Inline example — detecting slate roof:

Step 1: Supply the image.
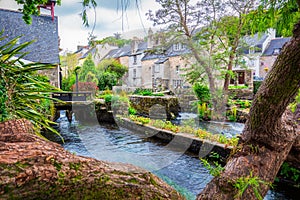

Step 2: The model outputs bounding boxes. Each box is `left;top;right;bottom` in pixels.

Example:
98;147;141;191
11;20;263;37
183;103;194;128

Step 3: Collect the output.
104;45;131;59
80;47;96;59
142;52;166;61
241;33;268;54
0;8;59;64
165;45;190;57
262;37;291;56
154;57;168;64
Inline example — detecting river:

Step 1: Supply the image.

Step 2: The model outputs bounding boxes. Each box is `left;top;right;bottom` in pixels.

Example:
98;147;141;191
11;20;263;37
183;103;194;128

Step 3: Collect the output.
49;112;298;200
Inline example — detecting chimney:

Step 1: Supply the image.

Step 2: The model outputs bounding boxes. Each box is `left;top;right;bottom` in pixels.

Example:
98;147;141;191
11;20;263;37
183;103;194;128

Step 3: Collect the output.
131;37;141;54
147;28;154;49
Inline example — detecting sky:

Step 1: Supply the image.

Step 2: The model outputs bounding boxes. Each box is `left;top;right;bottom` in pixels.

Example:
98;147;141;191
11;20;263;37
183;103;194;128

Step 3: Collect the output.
0;0;162;52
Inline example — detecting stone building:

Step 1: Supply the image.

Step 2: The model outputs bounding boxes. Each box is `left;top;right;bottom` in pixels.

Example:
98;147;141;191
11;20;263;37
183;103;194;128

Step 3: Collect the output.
0;8;60;88
259;37;291;78
231;29;276;86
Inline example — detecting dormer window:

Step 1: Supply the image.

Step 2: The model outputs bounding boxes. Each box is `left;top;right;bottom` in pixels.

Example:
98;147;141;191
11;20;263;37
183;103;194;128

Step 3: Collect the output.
174;43;181;51
273;48;280;55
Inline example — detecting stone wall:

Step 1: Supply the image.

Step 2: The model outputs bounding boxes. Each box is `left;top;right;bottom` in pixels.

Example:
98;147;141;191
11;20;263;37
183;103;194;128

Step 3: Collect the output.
173;88;198;113
129;95;180;120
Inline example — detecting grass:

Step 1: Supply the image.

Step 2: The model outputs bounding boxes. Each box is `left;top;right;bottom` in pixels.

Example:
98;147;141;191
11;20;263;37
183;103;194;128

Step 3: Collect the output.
128;115;239;147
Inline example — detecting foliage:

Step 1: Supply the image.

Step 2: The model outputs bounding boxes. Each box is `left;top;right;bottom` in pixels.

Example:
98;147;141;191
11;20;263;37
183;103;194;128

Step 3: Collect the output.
15;0;61;24
279;162;300;183
197;102;212;121
71;82;98;92
78;54;97;83
92;36;131;47
228;106;237;122
228;85;249;90
0;34;60;136
201;159;224;177
128;107;137;115
97;72;118;90
290;89;300;112
60;53;78;77
103;94;112;103
133;88;153;96
233;172;272;200
127;115;239;147
97;59;128;78
62;73;76;91
193;83;211;104
97;59;128;90
133;88;164;96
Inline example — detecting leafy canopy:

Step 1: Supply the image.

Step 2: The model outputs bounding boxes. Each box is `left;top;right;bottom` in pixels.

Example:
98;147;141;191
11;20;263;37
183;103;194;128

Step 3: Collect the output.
0;32;60;136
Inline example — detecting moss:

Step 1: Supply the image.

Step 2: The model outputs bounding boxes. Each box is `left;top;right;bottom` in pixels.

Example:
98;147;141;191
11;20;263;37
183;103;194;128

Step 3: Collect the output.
69;162;81;171
128;178;139;184
149;175;158;186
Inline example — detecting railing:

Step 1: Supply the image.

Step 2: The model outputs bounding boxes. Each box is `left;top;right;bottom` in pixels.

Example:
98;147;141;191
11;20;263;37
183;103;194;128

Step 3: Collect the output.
52;92;93;102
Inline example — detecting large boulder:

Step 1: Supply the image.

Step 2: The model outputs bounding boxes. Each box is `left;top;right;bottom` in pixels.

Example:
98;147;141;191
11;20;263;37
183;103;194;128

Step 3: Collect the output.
0;119;183;199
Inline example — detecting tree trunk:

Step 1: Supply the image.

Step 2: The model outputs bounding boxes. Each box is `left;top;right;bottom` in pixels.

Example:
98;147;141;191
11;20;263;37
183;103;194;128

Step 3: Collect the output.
198;20;300;199
0;119;183;200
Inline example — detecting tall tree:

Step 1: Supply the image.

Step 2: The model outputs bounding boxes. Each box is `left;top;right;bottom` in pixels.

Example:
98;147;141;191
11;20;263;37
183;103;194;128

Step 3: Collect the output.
198;0;300;198
147;0;257;119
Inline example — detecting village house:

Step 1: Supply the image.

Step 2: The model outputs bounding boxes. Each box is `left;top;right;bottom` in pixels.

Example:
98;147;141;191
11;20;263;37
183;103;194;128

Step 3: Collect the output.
0;7;60;88
231;29;276;87
259;37;291;78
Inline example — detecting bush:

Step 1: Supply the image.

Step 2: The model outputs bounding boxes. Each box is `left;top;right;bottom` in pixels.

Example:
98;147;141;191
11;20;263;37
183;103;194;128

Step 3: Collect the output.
133;88;153;96
193;83;211;104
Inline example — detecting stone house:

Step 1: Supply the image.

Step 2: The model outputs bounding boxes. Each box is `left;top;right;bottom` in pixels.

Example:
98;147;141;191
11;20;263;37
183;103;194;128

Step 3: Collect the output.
102;44;131;85
259;37;291;78
231;29;276;86
0;8;60;88
79;43;119;66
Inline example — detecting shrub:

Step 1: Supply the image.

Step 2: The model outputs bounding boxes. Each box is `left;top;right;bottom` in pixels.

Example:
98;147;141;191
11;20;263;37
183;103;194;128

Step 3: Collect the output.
128;107;137;115
193;83;211;104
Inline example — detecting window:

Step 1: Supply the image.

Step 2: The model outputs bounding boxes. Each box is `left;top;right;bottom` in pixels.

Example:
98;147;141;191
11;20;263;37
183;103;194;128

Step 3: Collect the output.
133;69;136;78
273;48;280;55
133;55;137;64
173;43;181;51
173;79;183;88
176;65;180;74
154;64;160;73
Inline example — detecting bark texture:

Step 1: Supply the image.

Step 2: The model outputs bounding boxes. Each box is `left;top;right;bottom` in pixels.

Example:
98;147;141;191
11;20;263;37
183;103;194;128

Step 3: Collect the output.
0;119;183;200
198;20;300;199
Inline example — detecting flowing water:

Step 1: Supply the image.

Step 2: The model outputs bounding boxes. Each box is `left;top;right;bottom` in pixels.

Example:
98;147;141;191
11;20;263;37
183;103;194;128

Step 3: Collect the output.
50;112;298;200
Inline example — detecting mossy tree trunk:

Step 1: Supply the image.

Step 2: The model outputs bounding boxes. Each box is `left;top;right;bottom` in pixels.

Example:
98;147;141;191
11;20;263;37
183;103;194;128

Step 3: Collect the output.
0;119;183;200
198;20;300;199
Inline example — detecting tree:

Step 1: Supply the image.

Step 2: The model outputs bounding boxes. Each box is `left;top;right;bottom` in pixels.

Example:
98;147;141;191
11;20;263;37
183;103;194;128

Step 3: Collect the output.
97;58;128;90
78;54;97;83
91;35;131;48
147;0;257;119
0;33;59;136
198;1;300;199
60;52;79;78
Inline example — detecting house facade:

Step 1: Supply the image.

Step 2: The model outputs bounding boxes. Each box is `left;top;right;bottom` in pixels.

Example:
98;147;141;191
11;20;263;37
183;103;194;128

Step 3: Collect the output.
0;8;60;88
259;37;291;78
231;29;276;86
